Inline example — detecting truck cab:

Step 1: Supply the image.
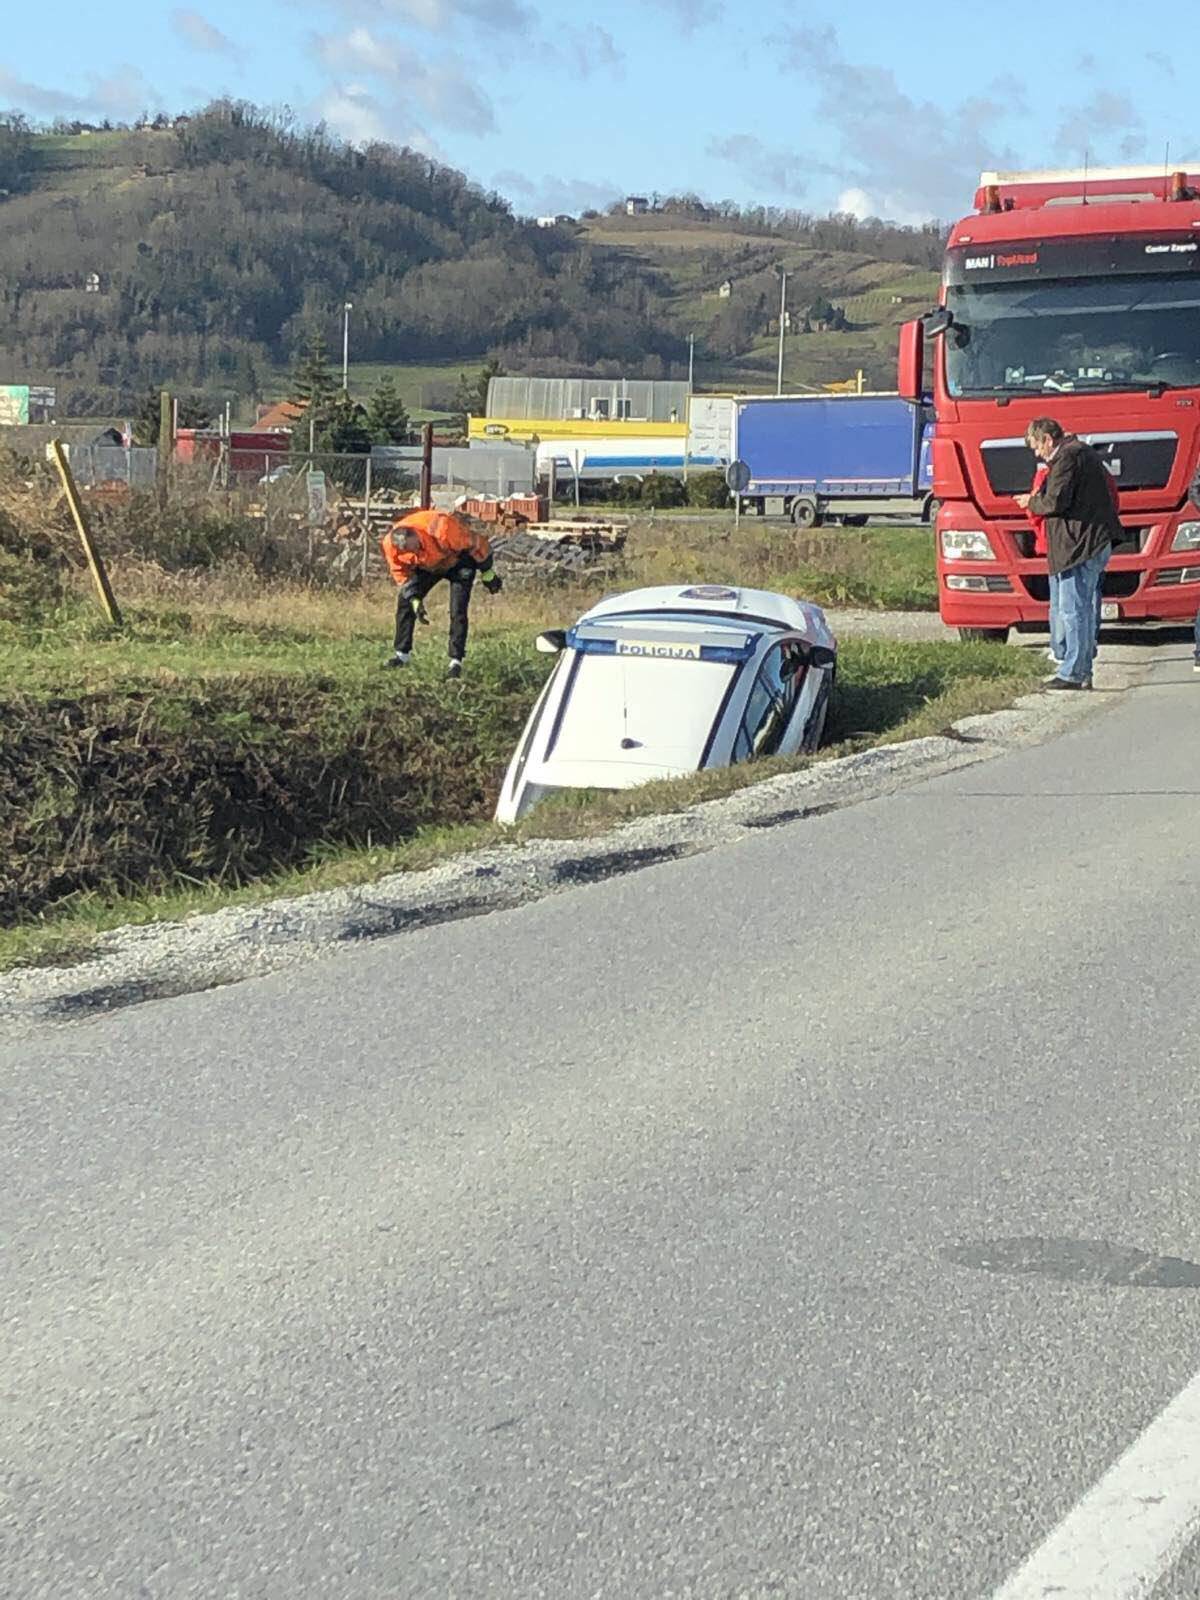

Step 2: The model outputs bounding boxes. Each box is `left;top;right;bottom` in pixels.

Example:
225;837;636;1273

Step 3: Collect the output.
901;165;1200;640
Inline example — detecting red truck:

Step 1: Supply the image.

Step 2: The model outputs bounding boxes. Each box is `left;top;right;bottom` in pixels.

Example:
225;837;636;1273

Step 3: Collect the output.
899;165;1200;641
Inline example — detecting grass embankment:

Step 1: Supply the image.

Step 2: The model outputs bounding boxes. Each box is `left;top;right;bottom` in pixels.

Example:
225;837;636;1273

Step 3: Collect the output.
0;545;1042;969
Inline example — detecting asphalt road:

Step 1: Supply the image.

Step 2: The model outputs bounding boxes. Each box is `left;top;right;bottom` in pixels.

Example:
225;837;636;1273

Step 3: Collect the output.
4;637;1200;1599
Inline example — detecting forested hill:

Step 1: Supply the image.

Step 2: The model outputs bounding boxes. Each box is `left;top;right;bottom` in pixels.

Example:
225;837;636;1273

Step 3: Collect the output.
0;101;943;413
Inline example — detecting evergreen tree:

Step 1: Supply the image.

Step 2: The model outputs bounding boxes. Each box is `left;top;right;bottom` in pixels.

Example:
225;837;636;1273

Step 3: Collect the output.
452;358;504;423
132;388;213;445
288;331;336;415
235;349;262;403
365;374;410;444
322;391;371;455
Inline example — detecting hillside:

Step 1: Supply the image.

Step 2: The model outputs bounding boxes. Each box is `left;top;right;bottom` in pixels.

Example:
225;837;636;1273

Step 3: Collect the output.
0;105;942;415
579;212;940;393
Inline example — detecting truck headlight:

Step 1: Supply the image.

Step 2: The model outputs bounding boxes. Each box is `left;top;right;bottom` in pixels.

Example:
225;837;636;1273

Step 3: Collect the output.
1171;521;1200;551
940;529;995;561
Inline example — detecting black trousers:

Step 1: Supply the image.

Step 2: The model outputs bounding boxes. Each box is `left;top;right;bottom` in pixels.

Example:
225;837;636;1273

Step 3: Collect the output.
394;564;476;658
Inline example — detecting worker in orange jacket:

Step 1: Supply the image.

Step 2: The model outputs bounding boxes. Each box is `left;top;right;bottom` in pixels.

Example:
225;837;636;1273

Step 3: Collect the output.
381;507;503;676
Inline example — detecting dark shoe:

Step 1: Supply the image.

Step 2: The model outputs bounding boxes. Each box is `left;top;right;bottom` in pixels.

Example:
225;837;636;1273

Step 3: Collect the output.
1194;660;1200;674
446;658;463;679
1046;677;1090;691
384;652;410;669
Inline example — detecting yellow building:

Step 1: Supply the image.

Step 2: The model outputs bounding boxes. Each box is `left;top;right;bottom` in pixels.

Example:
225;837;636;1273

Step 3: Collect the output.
469;416;687;445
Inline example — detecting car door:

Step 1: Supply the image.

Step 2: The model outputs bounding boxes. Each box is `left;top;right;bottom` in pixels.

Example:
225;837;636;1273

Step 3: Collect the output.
731;642;798;763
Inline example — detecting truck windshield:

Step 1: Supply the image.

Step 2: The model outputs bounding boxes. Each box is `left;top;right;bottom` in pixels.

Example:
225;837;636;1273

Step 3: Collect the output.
944;273;1200;396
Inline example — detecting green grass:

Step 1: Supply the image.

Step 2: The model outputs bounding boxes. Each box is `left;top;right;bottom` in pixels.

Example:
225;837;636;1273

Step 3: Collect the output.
0;575;1042;971
255;360;471;427
0;507;990;973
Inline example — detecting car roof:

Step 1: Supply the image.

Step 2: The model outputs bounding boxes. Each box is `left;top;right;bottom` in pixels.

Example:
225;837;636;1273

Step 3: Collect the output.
578;585;830;637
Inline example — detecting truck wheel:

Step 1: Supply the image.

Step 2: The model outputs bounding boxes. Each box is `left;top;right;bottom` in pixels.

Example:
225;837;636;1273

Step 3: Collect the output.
958;626;1010;644
924;497;941;524
791;498;820;529
842;514;868;528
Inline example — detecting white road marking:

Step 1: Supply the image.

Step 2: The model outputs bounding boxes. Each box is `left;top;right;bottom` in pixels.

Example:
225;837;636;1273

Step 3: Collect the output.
992;1367;1200;1598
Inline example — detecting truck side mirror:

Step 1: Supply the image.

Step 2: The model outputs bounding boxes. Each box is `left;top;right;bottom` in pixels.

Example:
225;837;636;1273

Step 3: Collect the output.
535;629;567;654
898;319;925;403
922;307;954;340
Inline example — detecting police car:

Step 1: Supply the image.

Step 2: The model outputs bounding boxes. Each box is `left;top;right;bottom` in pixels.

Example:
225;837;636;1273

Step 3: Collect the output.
495;584;837;824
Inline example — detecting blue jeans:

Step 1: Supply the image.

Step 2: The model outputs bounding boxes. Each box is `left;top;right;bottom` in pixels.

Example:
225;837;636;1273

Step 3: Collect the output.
1056;546;1110;683
1048;573;1066;660
1048;573;1102;661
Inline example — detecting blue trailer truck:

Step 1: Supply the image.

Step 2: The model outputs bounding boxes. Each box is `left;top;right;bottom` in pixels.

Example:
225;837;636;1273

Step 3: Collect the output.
731;393;934;527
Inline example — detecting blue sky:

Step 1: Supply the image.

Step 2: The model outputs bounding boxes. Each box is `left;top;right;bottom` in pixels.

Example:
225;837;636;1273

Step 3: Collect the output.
0;1;1193;223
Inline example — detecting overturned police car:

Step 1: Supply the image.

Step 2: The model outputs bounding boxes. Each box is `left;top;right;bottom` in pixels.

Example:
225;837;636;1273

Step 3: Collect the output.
495;584;838;824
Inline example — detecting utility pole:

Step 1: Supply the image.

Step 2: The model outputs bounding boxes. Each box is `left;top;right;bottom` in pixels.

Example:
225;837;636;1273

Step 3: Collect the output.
342;301;353;390
688;333;695;393
419;422;434;509
157;389;172;511
776;268;787;396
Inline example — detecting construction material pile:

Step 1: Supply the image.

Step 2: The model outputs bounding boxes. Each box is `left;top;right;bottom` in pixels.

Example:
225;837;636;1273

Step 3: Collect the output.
485;515;628;581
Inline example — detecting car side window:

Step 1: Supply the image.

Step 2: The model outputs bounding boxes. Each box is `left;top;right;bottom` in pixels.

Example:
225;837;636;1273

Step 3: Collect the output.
733;644;796;762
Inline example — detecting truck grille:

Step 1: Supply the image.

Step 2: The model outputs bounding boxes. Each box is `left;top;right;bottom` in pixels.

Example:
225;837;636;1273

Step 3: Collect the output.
1021;570;1142;602
1010;525;1151;557
981;433;1177;494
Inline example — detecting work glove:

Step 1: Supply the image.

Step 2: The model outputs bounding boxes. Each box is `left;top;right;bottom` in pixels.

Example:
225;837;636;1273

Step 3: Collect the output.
410;598;430;624
481;569;503;594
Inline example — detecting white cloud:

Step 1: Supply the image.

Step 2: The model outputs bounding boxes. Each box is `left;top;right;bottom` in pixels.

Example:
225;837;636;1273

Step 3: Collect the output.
317;86;389;146
769;25;1020;221
314;25;496;136
326;0;536;34
651;0;724;29
170;8;235;56
706;133;815;200
0;64;162;120
836;187;873;221
835;186;932;227
494;167;621;217
561;24;624;80
1053;90;1143;164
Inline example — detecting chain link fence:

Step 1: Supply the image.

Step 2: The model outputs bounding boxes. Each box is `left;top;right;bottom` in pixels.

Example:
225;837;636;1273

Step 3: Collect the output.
54;439;605;586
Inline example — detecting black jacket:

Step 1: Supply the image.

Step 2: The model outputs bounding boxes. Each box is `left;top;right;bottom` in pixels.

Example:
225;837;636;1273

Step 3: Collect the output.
1027;438;1122;576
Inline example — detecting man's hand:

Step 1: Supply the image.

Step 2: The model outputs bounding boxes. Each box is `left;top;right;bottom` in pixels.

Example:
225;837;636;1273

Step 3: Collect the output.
410;597;430;623
1014;493;1031;510
481;570;503;594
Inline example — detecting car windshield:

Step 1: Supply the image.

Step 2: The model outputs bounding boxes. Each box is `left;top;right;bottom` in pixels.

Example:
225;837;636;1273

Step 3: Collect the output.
944;272;1200;396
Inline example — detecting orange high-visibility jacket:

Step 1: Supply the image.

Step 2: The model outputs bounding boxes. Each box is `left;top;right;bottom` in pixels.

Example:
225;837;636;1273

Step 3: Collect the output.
380;508;492;585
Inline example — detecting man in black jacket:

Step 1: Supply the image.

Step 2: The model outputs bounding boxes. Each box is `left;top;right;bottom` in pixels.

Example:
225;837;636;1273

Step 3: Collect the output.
1016;417;1121;689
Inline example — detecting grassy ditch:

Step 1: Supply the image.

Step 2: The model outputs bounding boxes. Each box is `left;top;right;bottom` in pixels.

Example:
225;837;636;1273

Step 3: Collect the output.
0;585;1042;970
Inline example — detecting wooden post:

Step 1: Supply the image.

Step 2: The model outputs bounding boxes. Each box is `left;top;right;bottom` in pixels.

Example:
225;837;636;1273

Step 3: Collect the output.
157;389;172;511
419;423;433;509
51;440;122;628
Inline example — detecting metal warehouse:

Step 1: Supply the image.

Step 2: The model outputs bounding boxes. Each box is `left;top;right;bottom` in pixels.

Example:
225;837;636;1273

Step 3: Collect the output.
486;376;690;424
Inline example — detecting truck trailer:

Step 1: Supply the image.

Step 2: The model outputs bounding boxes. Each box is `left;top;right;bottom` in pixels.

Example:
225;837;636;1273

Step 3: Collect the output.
901;164;1200;641
729;393;934;526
